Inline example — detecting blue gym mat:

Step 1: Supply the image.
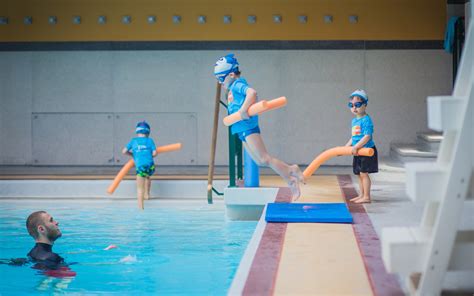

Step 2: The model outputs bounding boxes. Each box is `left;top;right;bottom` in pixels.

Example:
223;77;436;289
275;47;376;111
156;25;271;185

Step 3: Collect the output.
265;203;353;223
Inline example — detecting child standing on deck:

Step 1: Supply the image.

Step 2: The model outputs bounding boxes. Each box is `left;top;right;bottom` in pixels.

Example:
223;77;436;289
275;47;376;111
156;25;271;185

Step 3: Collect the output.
122;121;157;210
344;89;378;203
214;54;305;199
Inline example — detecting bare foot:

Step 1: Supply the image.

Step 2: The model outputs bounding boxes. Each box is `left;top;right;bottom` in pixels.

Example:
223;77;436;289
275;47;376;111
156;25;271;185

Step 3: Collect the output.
350;196;363;202
144;195;150;200
288;176;301;201
354;198;371;204
290;165;306;184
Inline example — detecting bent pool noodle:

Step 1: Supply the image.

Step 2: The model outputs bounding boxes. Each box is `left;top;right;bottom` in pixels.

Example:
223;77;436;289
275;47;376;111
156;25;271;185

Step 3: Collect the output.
303;146;374;179
107;159;134;194
107;143;182;194
223;96;287;126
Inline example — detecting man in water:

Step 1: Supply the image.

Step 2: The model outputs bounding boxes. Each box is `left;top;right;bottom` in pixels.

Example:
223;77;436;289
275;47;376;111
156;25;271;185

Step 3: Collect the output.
1;210;75;293
26;211;64;266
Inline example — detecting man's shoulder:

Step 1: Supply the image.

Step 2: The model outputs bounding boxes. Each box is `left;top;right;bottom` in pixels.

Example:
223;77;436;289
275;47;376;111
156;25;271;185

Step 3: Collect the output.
27;245;63;263
46;252;64;263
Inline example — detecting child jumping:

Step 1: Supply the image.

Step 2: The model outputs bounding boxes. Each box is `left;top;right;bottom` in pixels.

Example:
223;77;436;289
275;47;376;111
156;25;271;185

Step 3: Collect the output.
214;54;305;199
344;89;378;203
122;121;157;209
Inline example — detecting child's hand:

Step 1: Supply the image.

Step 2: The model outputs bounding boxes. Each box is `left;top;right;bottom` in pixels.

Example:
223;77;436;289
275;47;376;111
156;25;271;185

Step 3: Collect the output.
239;109;250;120
351;146;359;156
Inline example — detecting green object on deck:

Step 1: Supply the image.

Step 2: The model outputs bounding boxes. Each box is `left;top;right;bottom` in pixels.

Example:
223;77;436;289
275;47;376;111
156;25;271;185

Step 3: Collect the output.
236;137;243;180
212;187;224;196
228;131;243;188
228;128;236;187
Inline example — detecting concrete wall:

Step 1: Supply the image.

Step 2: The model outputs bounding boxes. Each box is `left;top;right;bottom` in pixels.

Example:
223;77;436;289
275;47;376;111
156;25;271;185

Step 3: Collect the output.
0;50;452;166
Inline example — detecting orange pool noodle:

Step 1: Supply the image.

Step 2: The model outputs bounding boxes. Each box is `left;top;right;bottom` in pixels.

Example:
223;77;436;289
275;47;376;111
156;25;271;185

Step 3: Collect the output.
223;96;287;126
265;96;288;111
303;146;374;179
223;101;267;126
156;142;182;153
107;159;134;194
107;143;182;194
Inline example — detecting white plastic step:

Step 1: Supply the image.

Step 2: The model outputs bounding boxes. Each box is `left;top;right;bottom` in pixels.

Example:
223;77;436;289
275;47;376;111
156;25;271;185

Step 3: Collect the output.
391;143;438;158
408;271;474;295
382;227;430;274
390;143;437;164
417;132;443;143
405;162;446;202
427;96;464;132
417;131;443;152
382;227;474;274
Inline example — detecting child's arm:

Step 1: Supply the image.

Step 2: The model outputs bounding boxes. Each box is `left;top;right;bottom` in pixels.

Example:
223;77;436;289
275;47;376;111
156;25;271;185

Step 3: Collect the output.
352;135;371;155
345;138;352;147
239;88;257;120
122;147;132;156
152;150;158;157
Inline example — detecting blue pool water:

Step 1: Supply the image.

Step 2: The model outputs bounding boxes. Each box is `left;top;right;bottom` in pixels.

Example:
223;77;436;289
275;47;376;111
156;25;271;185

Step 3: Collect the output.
0;201;256;295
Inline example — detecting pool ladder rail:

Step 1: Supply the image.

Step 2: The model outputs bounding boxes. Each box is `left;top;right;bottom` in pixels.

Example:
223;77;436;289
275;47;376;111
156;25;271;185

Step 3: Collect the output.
207;81;243;204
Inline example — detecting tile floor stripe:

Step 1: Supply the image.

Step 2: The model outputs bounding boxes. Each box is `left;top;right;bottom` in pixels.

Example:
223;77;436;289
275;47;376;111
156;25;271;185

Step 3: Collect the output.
242;188;291;296
337;175;405;296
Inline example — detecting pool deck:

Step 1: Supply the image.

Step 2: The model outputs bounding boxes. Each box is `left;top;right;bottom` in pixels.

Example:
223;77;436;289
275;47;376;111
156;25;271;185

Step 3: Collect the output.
229;174;405;296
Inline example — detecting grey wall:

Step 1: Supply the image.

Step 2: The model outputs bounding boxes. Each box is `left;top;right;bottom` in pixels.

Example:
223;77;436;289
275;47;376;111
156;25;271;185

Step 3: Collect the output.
0;50;452;166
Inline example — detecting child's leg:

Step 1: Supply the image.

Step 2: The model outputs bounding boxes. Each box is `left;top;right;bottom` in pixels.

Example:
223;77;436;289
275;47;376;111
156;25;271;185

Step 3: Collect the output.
136;175;145;210
244;143;304;184
244;133;302;181
350;175;365;201
144;177;151;200
244;133;303;198
354;173;371;203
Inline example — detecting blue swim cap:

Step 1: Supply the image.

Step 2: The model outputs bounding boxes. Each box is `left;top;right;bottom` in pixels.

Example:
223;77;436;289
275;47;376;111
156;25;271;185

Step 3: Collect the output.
136;121;150;134
214;53;239;83
349;89;368;104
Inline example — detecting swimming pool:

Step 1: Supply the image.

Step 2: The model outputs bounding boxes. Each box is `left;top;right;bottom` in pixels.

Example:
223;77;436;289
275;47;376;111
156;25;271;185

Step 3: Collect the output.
0;200;257;295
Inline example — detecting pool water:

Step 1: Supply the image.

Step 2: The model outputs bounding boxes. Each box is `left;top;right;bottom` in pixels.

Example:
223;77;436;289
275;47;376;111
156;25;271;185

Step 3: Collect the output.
0;200;257;295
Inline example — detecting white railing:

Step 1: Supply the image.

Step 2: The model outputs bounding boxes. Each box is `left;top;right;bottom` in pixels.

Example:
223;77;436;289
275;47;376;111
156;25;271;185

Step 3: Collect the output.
382;4;474;295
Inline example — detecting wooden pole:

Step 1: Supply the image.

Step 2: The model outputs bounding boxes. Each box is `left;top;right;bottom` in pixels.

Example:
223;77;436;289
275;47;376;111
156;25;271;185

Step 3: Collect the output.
207;81;222;204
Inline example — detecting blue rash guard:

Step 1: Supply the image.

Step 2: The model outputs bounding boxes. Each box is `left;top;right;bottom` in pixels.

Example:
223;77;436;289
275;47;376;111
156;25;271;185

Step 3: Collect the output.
351;114;375;148
227;78;259;135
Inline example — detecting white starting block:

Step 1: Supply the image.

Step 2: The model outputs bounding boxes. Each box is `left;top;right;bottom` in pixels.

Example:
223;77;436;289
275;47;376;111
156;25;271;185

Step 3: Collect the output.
224;187;279;220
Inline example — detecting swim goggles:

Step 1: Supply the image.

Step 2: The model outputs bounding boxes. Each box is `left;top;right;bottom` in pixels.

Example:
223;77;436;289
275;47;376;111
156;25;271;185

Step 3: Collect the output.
348;102;366;108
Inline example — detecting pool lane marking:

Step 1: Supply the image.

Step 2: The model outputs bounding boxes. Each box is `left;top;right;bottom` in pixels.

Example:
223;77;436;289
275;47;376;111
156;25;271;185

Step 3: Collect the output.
337;175;404;296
